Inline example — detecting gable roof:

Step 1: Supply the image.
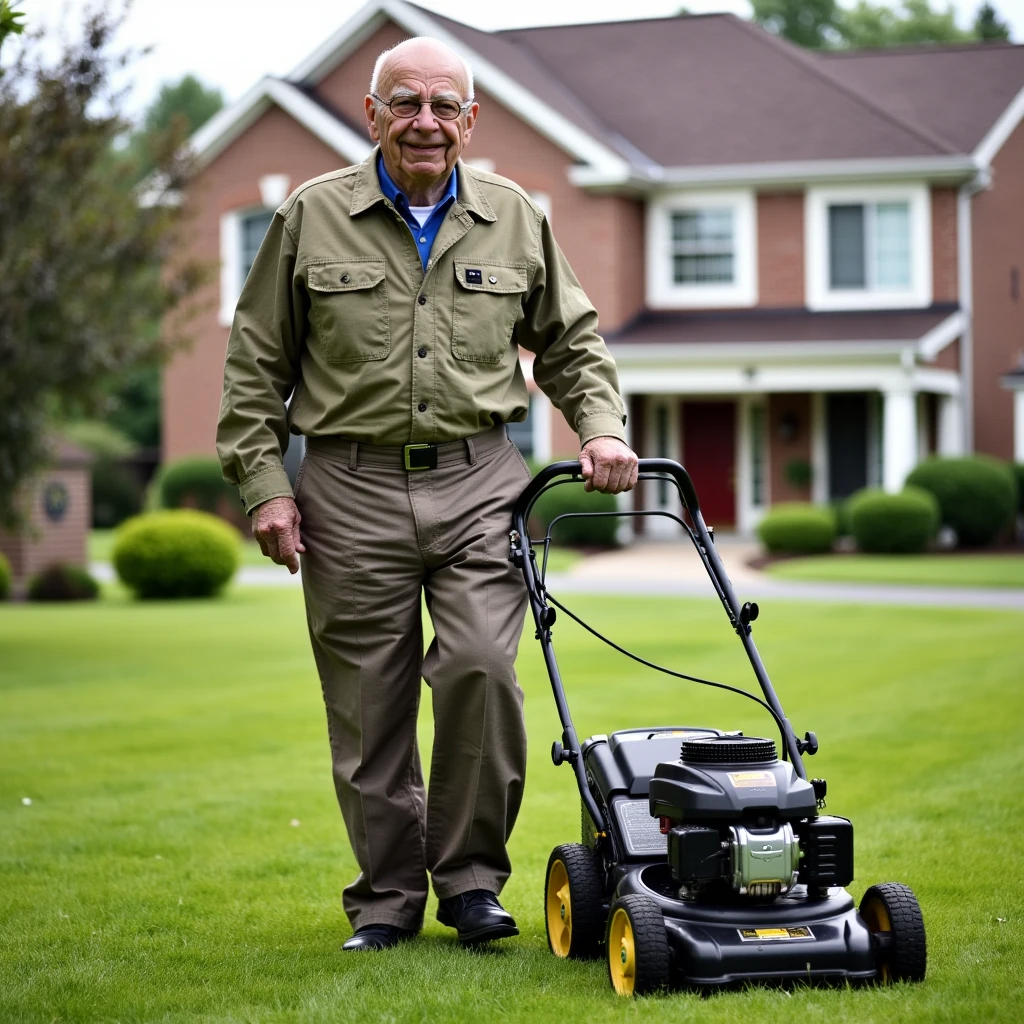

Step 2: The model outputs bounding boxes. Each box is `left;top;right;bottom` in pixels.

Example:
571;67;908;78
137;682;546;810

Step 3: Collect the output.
190;1;1024;188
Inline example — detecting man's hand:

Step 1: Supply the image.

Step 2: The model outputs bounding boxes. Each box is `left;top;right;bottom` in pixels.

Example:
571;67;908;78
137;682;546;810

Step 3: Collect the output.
579;436;638;494
252;496;305;574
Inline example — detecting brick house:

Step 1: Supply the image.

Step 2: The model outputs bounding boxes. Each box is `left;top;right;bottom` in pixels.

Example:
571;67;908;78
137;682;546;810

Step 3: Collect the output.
165;0;1024;533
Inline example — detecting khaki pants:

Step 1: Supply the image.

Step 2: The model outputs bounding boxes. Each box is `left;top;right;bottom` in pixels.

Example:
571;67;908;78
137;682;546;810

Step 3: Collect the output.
295;429;531;931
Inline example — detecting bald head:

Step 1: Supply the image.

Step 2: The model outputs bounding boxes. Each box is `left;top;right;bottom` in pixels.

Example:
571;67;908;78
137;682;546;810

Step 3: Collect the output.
370;37;474;101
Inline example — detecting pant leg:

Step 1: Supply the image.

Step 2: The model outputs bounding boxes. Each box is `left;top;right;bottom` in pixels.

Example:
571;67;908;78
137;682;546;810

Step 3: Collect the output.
413;441;532;898
296;448;429;931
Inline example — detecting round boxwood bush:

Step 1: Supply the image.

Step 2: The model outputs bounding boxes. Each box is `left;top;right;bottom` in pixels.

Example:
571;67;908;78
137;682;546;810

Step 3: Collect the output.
757;503;837;555
848;487;940;554
27;564;100;602
113;510;240;599
905;456;1016;547
155;457;238;515
530;482;620;547
0;551;11;601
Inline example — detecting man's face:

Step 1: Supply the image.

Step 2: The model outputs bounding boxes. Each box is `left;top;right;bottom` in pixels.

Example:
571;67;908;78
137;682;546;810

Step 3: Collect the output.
364;45;477;196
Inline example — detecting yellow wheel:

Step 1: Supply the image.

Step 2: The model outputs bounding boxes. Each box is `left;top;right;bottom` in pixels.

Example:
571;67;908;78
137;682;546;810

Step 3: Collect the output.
605;895;670;997
544;844;603;960
860;882;926;983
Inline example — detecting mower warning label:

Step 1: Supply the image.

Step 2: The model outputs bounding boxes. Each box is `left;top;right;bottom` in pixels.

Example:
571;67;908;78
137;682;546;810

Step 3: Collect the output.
738;926;815;942
727;770;777;790
614;798;668;856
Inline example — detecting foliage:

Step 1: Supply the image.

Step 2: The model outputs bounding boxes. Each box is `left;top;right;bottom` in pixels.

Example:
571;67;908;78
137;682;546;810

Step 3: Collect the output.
0;0;24;52
61;421;139;461
155;456;239;516
757;502;837;554
783;457;813;490
0;7;205;525
100;363;162;450
26;563;99;602
0;550;10;599
749;0;841;47
91;459;143;529
112;509;239;599
848;486;940;554
906;455;1017;547
1013;463;1024;516
529;481;621;548
974;1;1011;40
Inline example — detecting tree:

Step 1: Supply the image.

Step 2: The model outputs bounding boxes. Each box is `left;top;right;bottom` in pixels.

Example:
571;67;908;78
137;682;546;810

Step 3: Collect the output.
839;0;973;47
0;7;204;523
750;0;843;49
974;2;1011;41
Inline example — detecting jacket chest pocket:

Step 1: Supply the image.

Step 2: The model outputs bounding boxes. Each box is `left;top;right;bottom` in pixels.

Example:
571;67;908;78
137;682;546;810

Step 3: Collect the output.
451;260;529;364
307;259;390;364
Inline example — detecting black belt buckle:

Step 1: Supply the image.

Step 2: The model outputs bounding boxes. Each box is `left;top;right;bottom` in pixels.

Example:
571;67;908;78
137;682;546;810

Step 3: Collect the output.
404;443;438;471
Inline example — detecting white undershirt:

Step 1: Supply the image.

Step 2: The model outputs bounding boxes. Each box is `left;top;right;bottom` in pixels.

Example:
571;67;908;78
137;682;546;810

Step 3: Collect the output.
408;204;438;228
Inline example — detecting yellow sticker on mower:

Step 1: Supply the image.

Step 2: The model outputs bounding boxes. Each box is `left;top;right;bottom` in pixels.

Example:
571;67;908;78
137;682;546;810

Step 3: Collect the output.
727;770;777;789
738;927;815;942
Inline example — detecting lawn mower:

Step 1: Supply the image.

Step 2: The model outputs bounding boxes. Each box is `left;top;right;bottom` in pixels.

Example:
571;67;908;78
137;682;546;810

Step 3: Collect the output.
509;459;926;996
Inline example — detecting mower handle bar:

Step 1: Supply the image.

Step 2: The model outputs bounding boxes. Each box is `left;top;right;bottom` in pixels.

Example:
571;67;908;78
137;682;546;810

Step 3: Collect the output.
510;459;808;838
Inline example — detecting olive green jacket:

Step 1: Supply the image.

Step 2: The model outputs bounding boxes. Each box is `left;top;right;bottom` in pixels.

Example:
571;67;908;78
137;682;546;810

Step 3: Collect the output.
216;149;626;513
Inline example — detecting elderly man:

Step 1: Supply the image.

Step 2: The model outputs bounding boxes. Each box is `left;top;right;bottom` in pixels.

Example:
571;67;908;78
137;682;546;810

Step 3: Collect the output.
216;36;637;952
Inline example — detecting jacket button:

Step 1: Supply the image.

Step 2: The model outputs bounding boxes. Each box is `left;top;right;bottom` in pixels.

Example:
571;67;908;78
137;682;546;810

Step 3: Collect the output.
489;275;497;284
417;295;427;305
417;347;427;358
340;274;350;283
418;402;427;412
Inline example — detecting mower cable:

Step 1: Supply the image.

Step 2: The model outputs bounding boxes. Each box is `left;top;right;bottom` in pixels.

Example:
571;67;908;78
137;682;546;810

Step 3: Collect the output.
542;591;789;745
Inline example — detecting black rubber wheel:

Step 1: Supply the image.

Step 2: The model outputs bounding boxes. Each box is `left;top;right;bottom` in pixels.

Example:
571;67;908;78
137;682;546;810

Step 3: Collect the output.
545;844;605;960
860;882;927;983
605;894;670;996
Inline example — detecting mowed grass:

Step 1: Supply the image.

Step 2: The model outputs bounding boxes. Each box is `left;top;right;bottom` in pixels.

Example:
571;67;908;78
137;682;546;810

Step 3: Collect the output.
1;586;1022;1023
764;552;1024;589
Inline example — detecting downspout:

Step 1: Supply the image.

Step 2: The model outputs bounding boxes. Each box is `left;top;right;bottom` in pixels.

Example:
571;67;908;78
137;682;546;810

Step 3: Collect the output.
957;168;991;453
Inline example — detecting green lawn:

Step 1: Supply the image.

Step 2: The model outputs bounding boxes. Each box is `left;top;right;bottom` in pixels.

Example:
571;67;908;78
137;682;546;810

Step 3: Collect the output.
765;552;1024;589
1;587;1021;1022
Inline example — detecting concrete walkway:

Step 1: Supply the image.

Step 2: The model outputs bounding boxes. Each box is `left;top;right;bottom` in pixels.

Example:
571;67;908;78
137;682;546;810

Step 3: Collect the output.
91;537;1024;611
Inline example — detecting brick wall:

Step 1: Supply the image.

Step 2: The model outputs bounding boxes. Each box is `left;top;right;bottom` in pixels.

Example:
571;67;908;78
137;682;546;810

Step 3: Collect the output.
768;393;812;503
757;192;804;307
931;186;958;304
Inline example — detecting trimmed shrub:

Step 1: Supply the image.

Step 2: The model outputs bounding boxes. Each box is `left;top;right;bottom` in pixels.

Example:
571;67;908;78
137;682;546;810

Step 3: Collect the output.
830;497;854;538
91;459;143;529
155;457;238;515
906;456;1016;547
27;564;100;602
757;503;837;555
0;551;11;601
529;482;620;547
848;487;940;555
113;510;240;599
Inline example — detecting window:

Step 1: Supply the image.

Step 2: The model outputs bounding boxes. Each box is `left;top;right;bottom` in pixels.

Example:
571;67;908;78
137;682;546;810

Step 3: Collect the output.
241;211;274;283
671;209;734;284
828;202;910;290
647;190;757;308
806;185;930;311
219;207;275;326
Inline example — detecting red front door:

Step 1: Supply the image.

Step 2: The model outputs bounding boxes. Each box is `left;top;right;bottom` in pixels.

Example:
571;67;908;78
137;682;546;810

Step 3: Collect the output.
681;401;737;528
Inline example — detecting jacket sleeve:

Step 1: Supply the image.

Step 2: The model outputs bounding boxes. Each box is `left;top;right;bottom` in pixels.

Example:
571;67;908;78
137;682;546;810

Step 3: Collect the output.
215;212;308;514
517;212;626;446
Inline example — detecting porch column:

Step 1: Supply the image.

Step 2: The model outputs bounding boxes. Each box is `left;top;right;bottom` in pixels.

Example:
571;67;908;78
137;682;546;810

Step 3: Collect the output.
882;388;918;492
936;394;965;456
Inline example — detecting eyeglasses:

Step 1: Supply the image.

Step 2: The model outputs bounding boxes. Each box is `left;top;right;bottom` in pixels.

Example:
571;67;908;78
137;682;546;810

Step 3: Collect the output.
371;93;472;121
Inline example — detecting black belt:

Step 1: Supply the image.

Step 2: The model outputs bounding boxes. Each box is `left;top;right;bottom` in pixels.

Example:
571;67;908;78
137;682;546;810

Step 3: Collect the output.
307;424;508;470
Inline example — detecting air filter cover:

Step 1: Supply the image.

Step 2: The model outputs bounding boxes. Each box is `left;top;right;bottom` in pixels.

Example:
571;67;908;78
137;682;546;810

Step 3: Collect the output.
681;736;777;765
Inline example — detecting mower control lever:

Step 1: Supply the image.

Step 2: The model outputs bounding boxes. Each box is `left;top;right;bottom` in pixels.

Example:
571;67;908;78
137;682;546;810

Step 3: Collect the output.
551;740;576;766
796;731;819;756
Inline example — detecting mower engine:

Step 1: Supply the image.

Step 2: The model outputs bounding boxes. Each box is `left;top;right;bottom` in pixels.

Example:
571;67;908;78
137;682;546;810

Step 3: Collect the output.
649;735;854;900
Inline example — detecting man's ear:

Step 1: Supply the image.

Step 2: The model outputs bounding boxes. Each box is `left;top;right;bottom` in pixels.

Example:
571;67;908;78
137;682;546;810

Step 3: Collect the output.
462;102;479;145
364;95;380;141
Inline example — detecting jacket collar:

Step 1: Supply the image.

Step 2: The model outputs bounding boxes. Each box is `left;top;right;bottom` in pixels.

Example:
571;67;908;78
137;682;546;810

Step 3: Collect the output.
350;147;496;223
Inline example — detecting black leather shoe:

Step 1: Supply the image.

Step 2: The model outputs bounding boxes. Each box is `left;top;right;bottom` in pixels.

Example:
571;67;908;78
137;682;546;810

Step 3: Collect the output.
341;924;416;951
436;889;519;944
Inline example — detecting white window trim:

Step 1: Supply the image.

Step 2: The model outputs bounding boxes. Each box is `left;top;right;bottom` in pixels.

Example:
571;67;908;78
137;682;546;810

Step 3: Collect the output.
646;189;757;309
219;205;274;327
805;183;932;312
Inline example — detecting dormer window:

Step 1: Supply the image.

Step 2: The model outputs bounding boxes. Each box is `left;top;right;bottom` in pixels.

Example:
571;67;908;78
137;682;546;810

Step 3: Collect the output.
807;185;931;310
647;189;757;308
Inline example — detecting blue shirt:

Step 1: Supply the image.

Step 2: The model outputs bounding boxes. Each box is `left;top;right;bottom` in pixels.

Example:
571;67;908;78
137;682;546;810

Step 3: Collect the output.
377;155;459;271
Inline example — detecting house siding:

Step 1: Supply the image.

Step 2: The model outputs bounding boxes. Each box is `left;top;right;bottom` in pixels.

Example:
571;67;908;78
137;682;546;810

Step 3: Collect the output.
768;393;813;503
931;186;958;304
757;192;804;308
164;107;342;463
971;118;1024;460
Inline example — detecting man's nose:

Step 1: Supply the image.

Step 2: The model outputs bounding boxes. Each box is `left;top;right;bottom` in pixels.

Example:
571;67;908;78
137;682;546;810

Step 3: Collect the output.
411;103;440;130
